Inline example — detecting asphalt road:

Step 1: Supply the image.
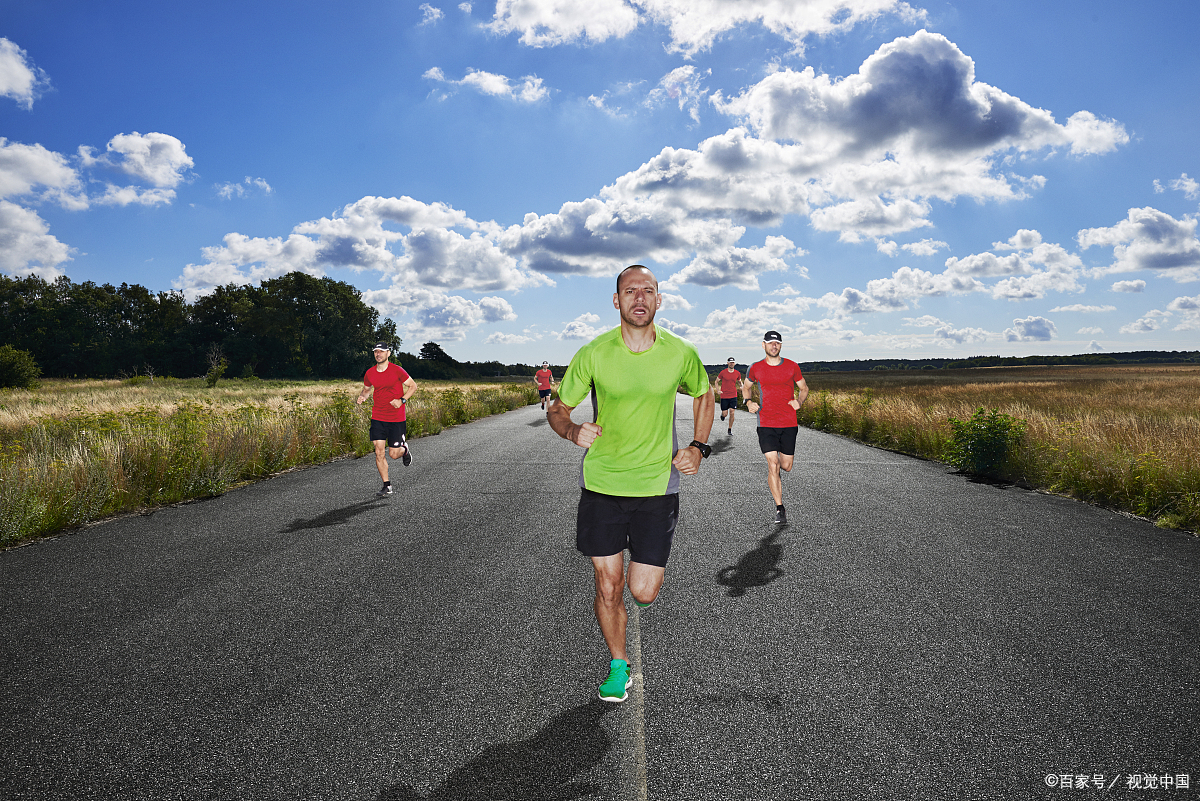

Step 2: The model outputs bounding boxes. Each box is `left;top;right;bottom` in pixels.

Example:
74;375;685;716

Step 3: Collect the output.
1;397;1196;800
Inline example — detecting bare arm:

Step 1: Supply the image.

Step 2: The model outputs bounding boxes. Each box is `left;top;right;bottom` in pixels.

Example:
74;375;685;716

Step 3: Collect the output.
742;378;759;413
391;376;417;407
792;377;808;410
547;399;602;448
672;390;716;475
356;383;371;405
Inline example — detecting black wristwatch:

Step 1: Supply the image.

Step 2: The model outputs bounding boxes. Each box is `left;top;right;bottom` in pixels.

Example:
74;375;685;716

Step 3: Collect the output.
688;440;712;458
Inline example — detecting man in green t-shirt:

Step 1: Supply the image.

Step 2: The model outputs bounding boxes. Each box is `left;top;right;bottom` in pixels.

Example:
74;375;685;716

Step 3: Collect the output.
548;264;715;703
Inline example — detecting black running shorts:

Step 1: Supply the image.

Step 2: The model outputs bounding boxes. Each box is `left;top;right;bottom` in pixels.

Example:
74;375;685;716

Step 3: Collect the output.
369;419;407;448
576;488;678;568
757;426;798;456
539;388;552;399
719;397;738;411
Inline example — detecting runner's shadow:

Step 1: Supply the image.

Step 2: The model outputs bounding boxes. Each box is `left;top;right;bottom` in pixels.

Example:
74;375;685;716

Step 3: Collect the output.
715;530;785;598
526;416;548;427
377;700;615;801
282;499;386;532
708;438;734;457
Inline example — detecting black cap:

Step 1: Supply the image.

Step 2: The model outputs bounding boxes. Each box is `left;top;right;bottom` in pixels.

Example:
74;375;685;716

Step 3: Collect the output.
727;357;736;362
372;342;391;351
763;330;783;342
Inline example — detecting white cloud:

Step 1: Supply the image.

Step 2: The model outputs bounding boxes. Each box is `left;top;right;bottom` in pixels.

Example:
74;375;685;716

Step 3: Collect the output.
419;3;444;25
459;3;472;13
84;132;194;188
1166;294;1200;331
558;312;607;340
1155;173;1199;200
424;67;549;103
902;238;948;256
1077;326;1103;335
484;331;538;345
1089;340;1103;351
0;38;50;110
767;283;801;296
933;323;992;345
361;284;515;342
1119;309;1171;335
944;233;1084;300
660;292;693;310
1111;279;1145;293
663;235;802;291
0;138;87;209
657;296;817;344
645;66;710;124
216;176;273;200
1079;207;1200;281
903;315;944;328
1049;304;1115;312
488;0;641;46
95;184;176;207
994;229;1043;250
0;200;71;278
1004;315;1057;341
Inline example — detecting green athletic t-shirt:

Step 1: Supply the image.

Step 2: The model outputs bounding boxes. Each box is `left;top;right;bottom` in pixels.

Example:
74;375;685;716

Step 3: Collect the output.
558;324;710;497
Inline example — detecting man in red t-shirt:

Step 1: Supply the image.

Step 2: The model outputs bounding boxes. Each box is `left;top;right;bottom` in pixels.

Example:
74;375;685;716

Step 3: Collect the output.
742;330;808;524
534;361;555;410
356;342;417;497
714;357;742;436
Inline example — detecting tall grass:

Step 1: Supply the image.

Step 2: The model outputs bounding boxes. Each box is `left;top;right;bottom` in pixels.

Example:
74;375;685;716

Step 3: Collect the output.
799;365;1200;532
0;378;539;547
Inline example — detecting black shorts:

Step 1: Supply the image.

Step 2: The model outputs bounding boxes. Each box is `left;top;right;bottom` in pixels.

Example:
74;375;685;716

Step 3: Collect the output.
539;388;552;399
720;397;738;411
576;489;678;568
757;426;798;456
369;419;407;448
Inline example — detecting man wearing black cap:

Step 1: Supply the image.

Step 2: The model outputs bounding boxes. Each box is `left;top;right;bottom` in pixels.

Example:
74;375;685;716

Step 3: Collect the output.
356;342;417;497
742;330;808;524
714;357;742;436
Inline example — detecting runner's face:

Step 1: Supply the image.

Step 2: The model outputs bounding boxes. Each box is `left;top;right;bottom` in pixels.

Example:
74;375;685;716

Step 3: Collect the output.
763;340;782;358
613;269;661;328
374;349;388;363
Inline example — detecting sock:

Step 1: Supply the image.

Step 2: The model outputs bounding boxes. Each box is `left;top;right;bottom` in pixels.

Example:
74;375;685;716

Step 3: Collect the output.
634;599;653;608
384;481;392;488
776;504;784;511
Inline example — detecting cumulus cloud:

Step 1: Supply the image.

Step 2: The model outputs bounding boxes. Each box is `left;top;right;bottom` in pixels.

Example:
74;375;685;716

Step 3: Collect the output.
216;176;273;199
484;331;538;345
663;235;802;290
658;296;817;344
359;284;515;342
1079;207;1200;281
419;3;443;25
487;0;925;57
645;66;710;124
0;38;50;110
944;232;1084;300
767;283;801;296
1004;315;1057;341
1167;294;1200;330
1049;304;1115;312
0;200;71;278
1078;326;1103;335
424;67;548;103
558;312;607;340
80;132;194;189
933;323;992;345
1111;279;1145;293
1154;173;1199;200
0;138;87;209
902;238;948;256
660;292;693;310
1119;309;1171;335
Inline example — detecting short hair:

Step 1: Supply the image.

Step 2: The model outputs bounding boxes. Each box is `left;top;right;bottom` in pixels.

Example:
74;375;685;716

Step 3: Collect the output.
616;264;657;293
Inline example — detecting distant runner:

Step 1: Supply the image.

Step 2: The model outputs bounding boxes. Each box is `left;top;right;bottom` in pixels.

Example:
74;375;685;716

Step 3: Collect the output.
548;265;714;703
715;357;742;436
742;330;807;524
535;361;555;410
356;342;417;497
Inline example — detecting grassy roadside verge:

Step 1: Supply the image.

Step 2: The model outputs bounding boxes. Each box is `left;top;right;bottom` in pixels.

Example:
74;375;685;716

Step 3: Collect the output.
797;365;1200;533
0;378;539;548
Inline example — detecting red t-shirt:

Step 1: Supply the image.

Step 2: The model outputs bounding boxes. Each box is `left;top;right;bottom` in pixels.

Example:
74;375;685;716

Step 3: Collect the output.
535;368;553;390
746;358;804;428
364;362;410;422
717;368;741;399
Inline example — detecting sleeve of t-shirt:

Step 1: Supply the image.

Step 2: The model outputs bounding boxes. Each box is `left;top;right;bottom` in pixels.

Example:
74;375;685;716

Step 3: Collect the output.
792;362;804;382
678;345;710;399
396;365;411;384
746;363;758;384
557;348;593;408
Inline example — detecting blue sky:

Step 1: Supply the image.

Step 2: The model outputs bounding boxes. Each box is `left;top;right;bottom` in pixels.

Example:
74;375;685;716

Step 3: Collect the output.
2;0;1198;365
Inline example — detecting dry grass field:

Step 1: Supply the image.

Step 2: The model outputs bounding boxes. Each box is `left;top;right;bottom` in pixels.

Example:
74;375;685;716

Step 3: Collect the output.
797;364;1200;532
0;376;540;547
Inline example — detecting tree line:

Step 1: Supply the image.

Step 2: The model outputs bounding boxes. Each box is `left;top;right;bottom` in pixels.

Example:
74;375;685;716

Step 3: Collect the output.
0;272;397;380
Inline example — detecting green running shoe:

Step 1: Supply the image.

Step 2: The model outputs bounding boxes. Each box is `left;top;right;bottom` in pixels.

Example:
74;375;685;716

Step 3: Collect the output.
598;658;632;703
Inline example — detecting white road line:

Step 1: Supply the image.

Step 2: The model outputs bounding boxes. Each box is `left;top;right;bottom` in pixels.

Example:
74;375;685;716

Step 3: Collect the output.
629;604;649;801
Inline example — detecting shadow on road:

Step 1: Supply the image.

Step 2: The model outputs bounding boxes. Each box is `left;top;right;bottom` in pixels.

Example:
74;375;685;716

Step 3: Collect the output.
715;529;786;598
377;700;615;801
526;416;548;427
282;499;386;532
708;437;735;457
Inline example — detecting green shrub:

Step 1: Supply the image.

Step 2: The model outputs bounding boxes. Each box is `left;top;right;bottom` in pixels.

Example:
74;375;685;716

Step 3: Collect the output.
0;345;41;389
205;358;229;388
945;407;1026;478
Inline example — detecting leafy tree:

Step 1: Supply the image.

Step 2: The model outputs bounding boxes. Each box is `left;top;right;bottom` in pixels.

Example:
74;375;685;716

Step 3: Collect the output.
419;341;457;364
0;345;41;389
